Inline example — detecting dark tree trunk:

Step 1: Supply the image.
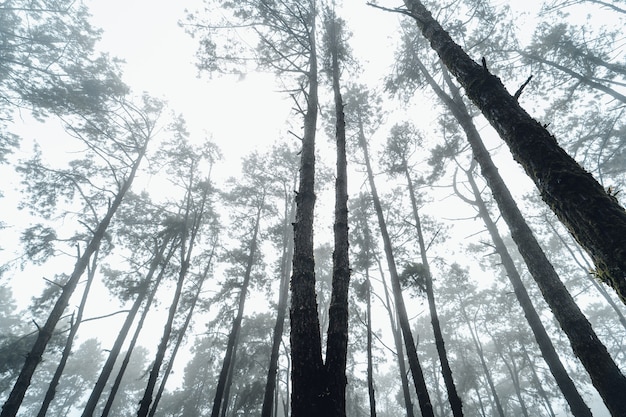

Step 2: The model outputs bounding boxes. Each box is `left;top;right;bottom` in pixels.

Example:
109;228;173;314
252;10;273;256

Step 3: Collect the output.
456;166;592;417
402;0;626;309
289;4;325;416
100;242;176;417
519;343;557;417
0;145;146;417
404;170;463;417
405;40;621;414
365;270;377;417
37;249;98;417
211;205;262;417
324;14;351;416
358;118;434;417
261;191;295;417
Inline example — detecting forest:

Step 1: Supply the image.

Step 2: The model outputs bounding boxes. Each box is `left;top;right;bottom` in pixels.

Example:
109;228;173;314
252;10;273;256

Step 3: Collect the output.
1;0;626;416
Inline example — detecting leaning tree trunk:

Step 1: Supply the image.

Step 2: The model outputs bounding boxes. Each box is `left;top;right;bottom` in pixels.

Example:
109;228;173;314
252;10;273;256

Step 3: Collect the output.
148;252;213;417
455;166;592;417
324;17;351;416
37;249;99;417
404;169;463;417
81;237;174;417
401;0;626;308
365;270;377;417
0;144;147;417
358;118;434;417
407;43;622;414
99;242;176;417
211;205;262;417
378;257;415;417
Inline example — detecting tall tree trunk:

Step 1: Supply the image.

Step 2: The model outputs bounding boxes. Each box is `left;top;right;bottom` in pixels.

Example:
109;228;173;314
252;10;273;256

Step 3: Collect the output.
81;237;173;417
148;252;213;417
365;270;377;417
289;3;325;416
458;303;505;417
1;145;147;417
519;343;557;417
262;190;295;417
401;0;626;309
403;169;463;417
357;118;434;417
406;41;620;414
99;241;176;417
377;256;414;417
37;249;99;417
211;204;263;417
325;13;351;416
454;166;592;417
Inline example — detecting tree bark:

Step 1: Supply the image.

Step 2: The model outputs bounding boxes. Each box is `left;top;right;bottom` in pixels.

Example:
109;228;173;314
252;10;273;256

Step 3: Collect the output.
402;0;626;310
324;14;351;416
289;3;325;415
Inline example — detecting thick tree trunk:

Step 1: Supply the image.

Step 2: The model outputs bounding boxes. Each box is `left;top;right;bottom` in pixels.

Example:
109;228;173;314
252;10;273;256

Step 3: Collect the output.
261;193;295;417
457;167;592;417
324;19;351;416
211;205;262;417
289;4;325;416
37;249;98;417
404;170;463;417
402;0;626;309
0;145;146;417
358;119;434;417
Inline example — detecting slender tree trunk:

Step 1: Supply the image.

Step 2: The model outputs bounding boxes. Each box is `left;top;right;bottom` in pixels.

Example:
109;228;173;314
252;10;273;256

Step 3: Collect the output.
289;3;325;416
401;0;626;309
262;191;295;417
519;343;557;417
403;169;463;417
37;249;98;417
148;253;213;417
219;345;237;417
81;237;172;417
358;118;434;417
376;257;414;417
458;304;505;417
100;242;176;417
365;270;377;417
454;166;592;417
325;15;351;416
211;205;263;417
1;145;147;417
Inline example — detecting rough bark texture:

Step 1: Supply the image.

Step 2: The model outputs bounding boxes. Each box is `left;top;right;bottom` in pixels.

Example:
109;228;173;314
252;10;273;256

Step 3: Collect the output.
358;120;434;417
0;145;146;417
324;21;351;416
289;5;325;416
404;171;463;417
408;38;624;413
403;0;626;308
